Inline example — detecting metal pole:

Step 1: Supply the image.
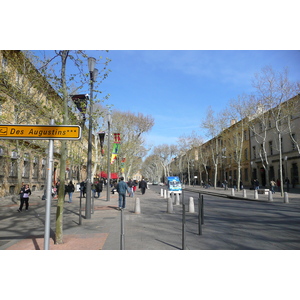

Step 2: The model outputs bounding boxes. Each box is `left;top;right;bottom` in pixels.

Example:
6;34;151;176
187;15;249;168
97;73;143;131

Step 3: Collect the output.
44;119;54;250
182;203;186;250
91;192;94;214
201;194;204;225
107;117;111;201
79;194;82;225
85;79;93;219
120;209;125;250
198;194;202;235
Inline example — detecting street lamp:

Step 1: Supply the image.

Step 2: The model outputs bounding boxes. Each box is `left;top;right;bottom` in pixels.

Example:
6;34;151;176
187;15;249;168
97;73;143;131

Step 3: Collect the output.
107;112;112;201
85;57;98;219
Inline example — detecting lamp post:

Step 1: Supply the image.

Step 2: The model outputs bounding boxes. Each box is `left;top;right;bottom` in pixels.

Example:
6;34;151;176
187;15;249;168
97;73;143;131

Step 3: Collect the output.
107;112;112;201
85;57;98;219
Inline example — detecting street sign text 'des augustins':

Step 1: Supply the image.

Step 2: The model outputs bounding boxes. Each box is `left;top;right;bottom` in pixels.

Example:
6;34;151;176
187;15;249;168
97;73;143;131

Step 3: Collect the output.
0;125;81;140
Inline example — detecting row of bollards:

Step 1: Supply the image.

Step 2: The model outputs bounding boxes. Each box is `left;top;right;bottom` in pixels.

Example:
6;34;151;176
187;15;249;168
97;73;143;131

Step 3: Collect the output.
230;188;290;203
161;189;204;250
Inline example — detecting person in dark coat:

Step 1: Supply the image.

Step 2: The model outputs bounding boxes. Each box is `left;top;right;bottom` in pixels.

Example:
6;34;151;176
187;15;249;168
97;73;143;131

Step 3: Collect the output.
96;180;103;198
116;177;128;209
66;181;75;203
139;179;148;195
17;184;32;212
80;181;86;197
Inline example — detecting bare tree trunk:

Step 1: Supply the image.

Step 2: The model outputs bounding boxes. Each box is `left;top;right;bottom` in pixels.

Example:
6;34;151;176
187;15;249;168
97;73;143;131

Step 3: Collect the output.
55;50;69;244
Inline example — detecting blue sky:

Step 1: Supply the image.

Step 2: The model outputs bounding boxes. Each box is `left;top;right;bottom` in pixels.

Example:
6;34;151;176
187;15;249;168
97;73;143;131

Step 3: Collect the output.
32;50;299;150
88;50;300;148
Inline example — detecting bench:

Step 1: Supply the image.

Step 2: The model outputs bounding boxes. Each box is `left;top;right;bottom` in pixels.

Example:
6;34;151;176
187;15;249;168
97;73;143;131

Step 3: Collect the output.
257;189;270;195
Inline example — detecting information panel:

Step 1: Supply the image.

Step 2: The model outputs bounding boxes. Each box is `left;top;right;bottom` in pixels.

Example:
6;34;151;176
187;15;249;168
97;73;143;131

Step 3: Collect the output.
0;124;81;140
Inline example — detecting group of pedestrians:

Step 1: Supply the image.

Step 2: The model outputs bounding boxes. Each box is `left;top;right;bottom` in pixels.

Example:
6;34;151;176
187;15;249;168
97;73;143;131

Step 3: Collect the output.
116;178;148;210
16;177;149;212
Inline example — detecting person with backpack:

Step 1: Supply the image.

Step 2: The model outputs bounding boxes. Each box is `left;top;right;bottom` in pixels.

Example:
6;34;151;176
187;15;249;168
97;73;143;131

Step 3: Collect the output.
66;180;75;203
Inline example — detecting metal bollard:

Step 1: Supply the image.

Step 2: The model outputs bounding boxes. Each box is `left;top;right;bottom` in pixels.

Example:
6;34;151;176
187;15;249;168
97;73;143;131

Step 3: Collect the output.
164;189;167;199
243;189;247;198
198;196;202;235
161;189;163;197
254;190;258;199
201;194;204;225
79;194;82;225
231;188;235;196
91;192;95;214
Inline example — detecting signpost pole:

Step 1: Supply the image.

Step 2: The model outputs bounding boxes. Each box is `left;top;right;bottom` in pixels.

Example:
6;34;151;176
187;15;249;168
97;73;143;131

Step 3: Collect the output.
44;119;54;250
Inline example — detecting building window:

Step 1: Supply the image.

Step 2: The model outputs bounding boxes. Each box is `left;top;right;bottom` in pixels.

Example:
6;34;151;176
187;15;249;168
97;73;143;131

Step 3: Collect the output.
269;166;275;181
292;163;299;185
10;160;17;177
22;153;30;178
41;158;46;179
269;141;273;155
244;168;249;182
32;157;39;179
253;146;256;159
291;134;296;151
244;148;248;160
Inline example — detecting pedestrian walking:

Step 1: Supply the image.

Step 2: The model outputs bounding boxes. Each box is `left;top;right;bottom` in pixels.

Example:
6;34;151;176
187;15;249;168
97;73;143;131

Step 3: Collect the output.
96;179;103;198
133;180;138;193
240;181;243;190
270;179;276;194
233;178;237;190
66;181;75;203
111;180;118;194
254;179;260;190
80;181;86;198
116;177;129;209
139;178;148;195
19;182;25;201
276;179;281;192
223;180;228;190
127;179;134;197
17;184;31;212
285;178;290;192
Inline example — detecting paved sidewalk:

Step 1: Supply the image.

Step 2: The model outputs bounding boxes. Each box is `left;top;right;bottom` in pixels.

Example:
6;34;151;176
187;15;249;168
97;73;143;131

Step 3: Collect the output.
1;185;300;250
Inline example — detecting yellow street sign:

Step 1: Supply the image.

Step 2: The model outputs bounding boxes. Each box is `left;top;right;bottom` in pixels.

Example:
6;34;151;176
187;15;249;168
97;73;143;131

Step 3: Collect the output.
0;124;81;140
